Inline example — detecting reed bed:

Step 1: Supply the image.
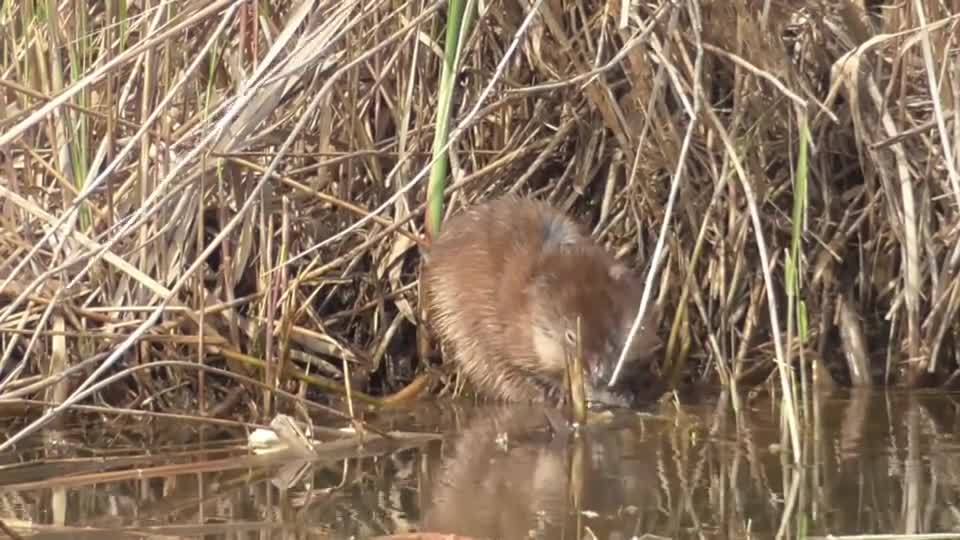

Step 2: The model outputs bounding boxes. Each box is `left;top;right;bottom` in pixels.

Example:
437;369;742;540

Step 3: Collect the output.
0;0;958;452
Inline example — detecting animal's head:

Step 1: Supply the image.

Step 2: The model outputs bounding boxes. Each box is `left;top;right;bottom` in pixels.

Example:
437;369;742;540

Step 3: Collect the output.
529;245;662;408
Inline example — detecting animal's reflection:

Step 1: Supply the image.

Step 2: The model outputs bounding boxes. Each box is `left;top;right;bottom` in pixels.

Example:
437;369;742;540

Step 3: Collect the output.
419;405;664;538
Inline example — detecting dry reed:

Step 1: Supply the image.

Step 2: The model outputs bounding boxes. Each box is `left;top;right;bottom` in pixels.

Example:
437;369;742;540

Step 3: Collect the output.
0;0;958;451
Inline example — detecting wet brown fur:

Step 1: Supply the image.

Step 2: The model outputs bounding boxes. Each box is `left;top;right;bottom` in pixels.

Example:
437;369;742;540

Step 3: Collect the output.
422;196;662;406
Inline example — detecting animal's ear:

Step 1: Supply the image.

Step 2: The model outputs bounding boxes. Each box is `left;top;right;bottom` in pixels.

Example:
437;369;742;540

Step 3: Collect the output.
645;303;662;326
609;262;630;281
622;305;664;355
623;301;660;332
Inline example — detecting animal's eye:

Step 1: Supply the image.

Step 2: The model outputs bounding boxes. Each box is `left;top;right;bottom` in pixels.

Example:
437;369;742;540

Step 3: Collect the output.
564;329;577;345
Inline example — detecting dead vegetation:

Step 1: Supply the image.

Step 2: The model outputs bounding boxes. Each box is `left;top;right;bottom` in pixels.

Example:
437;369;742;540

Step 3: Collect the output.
0;0;958;442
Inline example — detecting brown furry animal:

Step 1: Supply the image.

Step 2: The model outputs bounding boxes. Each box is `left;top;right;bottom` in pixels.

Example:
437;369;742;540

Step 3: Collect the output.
422;196;661;407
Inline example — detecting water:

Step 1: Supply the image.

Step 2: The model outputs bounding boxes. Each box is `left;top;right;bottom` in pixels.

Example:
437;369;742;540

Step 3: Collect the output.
2;389;960;539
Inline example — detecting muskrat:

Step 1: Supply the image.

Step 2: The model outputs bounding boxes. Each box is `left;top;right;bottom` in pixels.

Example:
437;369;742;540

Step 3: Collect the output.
422;196;662;408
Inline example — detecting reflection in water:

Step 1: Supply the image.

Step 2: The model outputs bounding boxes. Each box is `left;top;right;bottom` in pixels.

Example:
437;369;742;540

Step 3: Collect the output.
2;390;960;538
419;404;666;539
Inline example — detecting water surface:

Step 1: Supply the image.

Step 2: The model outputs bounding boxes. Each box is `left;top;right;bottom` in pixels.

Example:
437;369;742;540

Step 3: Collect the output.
2;389;960;539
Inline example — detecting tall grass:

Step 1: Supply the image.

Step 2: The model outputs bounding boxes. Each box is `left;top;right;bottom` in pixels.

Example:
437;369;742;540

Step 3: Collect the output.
425;0;475;239
0;1;957;456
